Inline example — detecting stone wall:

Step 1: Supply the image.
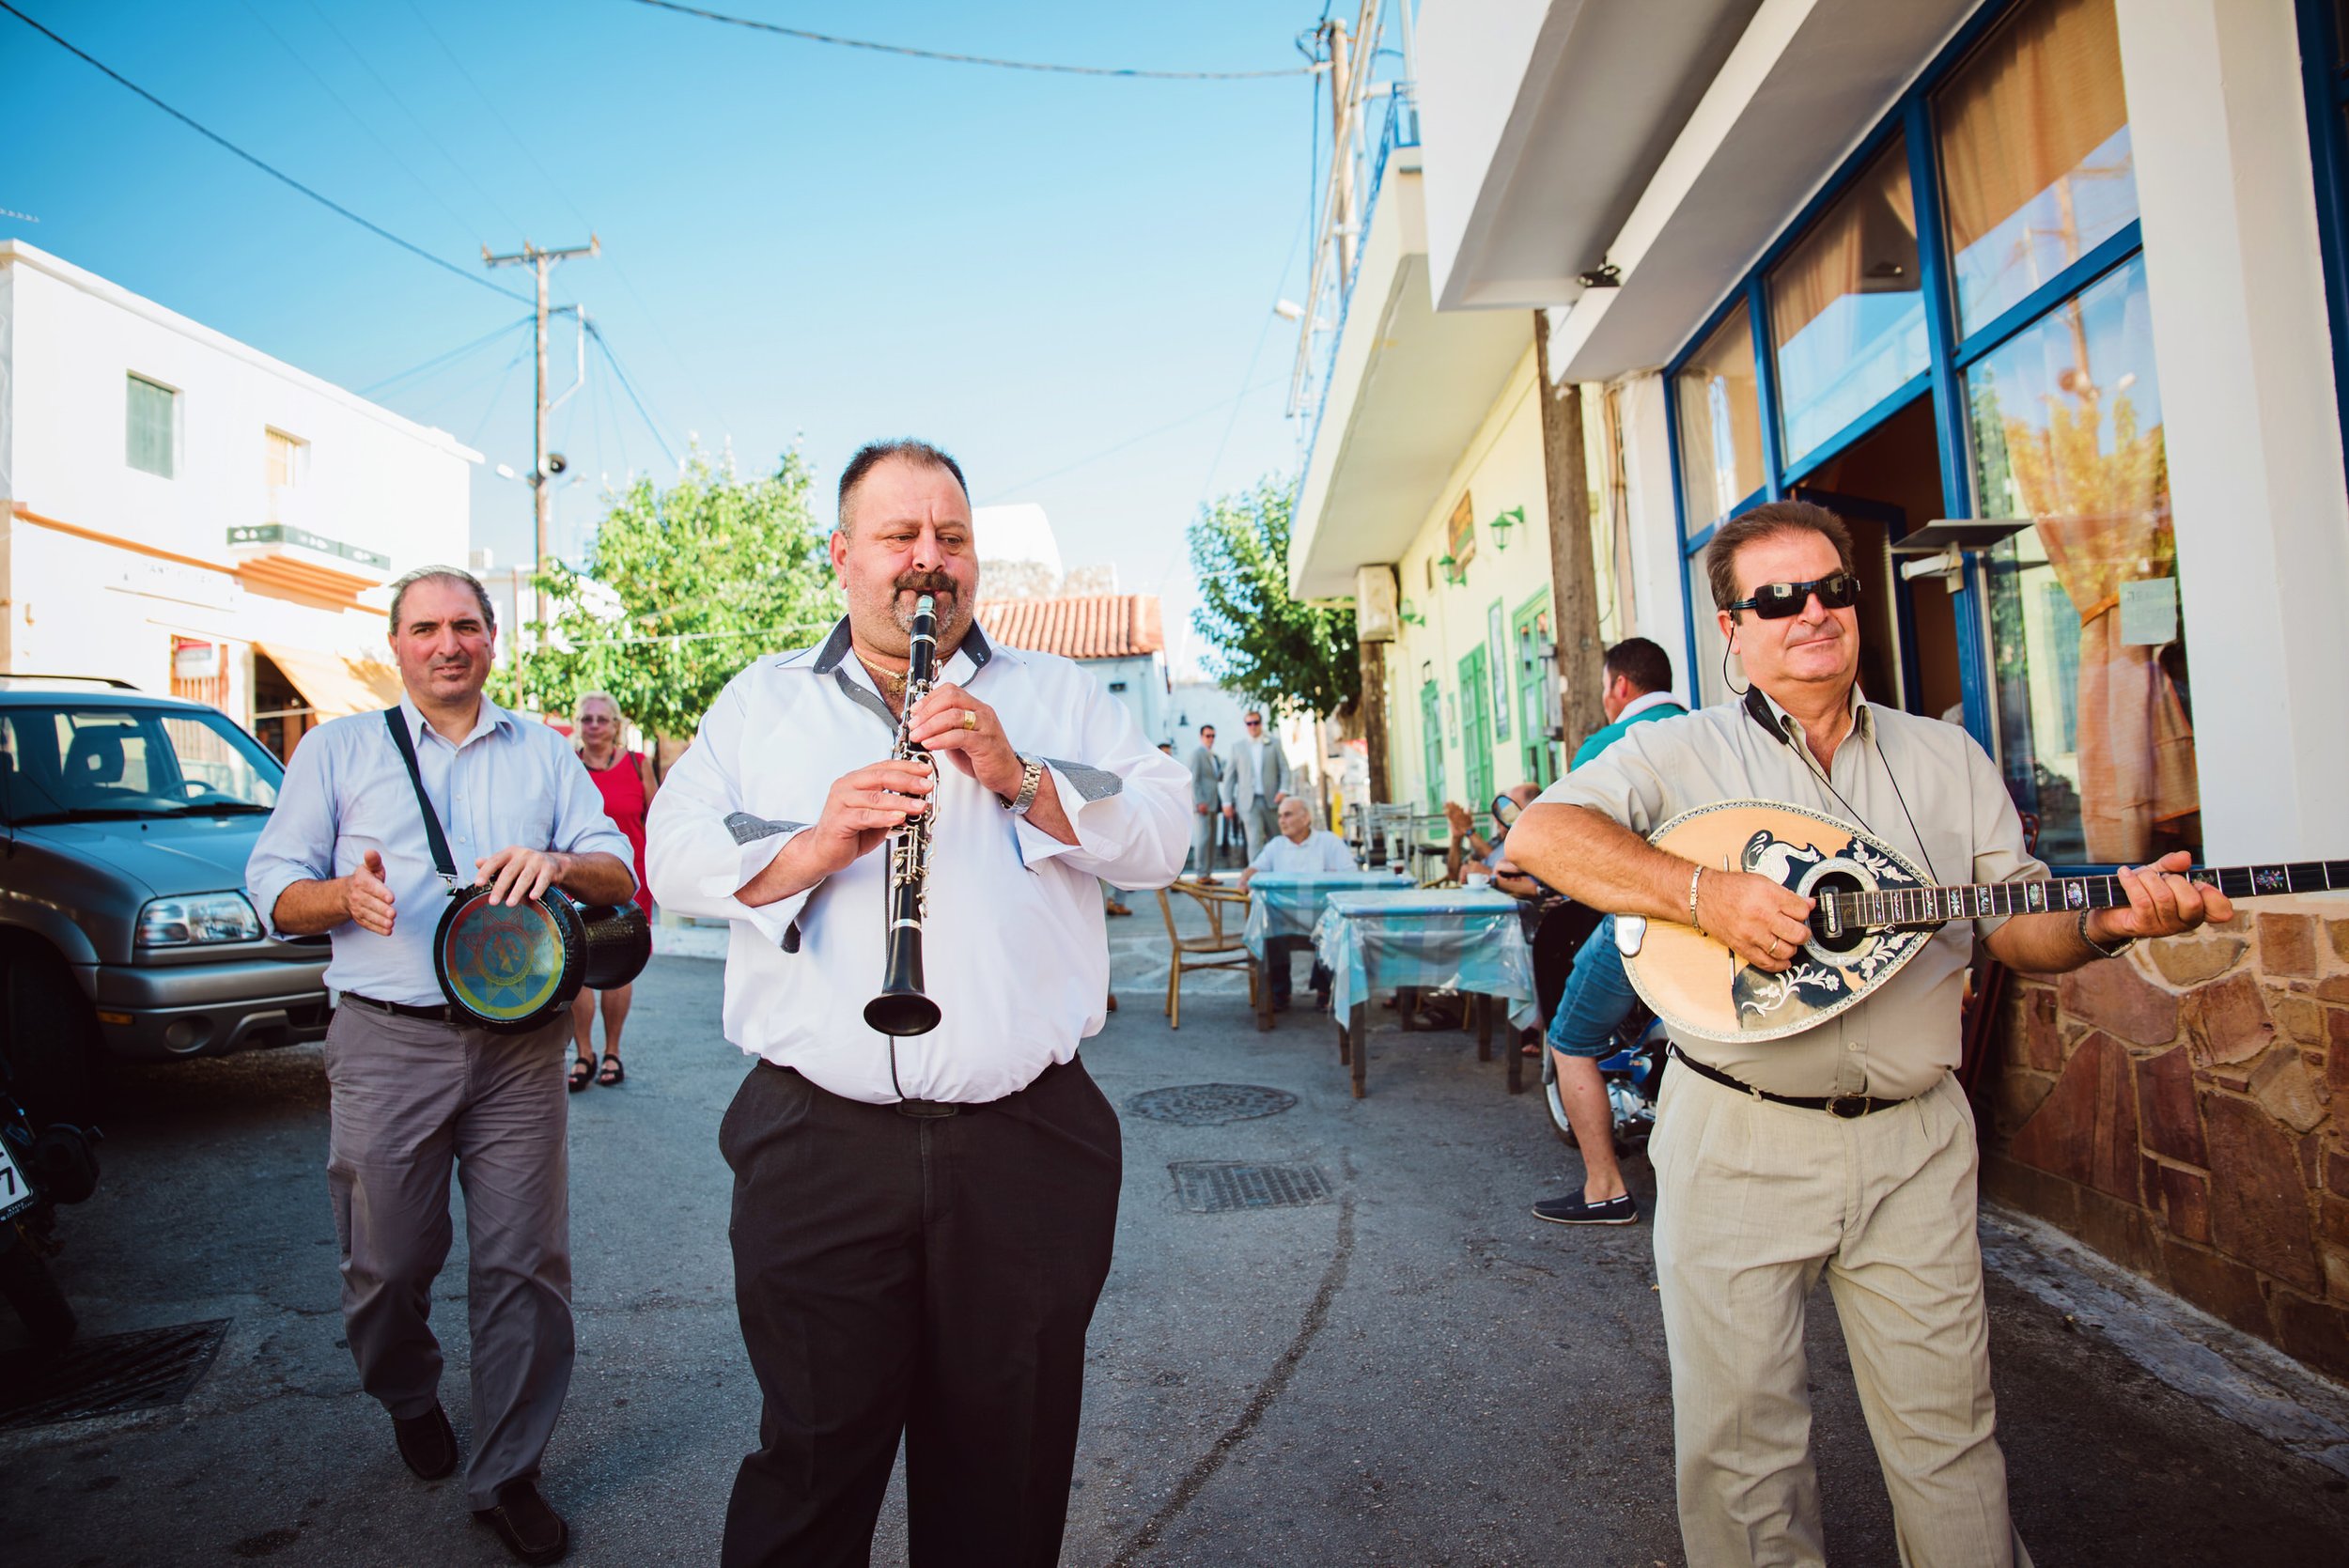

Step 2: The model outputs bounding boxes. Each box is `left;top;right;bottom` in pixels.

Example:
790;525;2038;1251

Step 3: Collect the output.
1981;900;2349;1384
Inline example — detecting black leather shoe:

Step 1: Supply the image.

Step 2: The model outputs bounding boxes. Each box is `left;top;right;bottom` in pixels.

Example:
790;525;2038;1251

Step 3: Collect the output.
392;1403;458;1481
474;1478;568;1564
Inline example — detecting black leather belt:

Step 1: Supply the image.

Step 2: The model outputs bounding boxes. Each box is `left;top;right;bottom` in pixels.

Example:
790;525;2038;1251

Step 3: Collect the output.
1667;1044;1913;1119
341;991;462;1024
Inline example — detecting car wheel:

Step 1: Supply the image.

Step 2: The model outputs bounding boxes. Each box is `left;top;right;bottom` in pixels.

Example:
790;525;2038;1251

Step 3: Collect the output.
2;947;104;1126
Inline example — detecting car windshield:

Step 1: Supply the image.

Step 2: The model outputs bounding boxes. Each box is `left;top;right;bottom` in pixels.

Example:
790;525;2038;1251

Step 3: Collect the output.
1;705;284;825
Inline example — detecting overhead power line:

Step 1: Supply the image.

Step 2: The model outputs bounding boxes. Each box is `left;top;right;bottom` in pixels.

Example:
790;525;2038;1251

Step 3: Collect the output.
0;0;529;305
584;319;680;470
360;314;535;396
623;0;1319;80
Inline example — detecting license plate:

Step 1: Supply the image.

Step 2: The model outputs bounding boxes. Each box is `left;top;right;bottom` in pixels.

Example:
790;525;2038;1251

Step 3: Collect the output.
0;1138;34;1223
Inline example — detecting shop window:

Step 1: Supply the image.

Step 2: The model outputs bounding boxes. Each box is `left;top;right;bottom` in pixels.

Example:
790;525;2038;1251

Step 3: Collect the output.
1686;551;1734;708
1673;300;1765;534
1937;0;2138;338
127;373;177;478
1968;255;2195;865
1768;136;1927;462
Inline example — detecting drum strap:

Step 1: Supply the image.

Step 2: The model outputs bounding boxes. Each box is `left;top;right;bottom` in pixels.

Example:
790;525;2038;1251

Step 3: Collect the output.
383;707;459;888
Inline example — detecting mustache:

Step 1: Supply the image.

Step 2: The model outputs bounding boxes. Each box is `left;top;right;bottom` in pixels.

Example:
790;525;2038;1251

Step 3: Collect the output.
894;571;958;598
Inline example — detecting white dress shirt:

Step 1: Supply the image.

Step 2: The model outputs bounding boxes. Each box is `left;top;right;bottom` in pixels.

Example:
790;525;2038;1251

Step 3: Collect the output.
646;618;1190;1104
245;695;636;1003
1248;830;1359;876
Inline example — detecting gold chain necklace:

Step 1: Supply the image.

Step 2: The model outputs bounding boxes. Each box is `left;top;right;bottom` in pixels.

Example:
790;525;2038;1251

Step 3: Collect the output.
857;656;910;698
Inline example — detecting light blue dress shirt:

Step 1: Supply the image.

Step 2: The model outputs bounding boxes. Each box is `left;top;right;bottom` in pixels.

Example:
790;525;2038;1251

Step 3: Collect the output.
246;694;634;1005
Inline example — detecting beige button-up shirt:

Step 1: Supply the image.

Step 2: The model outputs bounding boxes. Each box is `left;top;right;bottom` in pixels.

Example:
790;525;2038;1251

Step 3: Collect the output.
1533;688;2046;1099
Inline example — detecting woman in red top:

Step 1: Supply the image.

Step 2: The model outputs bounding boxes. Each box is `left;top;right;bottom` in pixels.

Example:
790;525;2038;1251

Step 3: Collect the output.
569;691;659;1090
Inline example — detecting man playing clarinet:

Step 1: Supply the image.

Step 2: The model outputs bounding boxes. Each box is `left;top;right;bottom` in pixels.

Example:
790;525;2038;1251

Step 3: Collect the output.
646;439;1190;1567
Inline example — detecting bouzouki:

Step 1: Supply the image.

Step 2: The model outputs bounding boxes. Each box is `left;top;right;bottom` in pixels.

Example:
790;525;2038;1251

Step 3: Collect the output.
1615;799;2345;1044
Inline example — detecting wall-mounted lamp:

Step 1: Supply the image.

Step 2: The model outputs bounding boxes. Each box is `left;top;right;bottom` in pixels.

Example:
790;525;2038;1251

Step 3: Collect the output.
1489;505;1524;551
1398;598;1425;628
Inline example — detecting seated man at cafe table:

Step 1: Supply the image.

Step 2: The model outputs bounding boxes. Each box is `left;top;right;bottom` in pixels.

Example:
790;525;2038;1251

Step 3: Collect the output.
1237;796;1357;1011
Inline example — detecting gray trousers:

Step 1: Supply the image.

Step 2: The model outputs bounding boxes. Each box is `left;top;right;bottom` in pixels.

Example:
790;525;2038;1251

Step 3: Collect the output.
1190;808;1221;877
324;1002;575;1509
1238;799;1279;864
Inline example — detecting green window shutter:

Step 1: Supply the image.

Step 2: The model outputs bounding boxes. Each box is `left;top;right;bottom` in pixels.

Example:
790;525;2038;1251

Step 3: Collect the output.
127;375;176;477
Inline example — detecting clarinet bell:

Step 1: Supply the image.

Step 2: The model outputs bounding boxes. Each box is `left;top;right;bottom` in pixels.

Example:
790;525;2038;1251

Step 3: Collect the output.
865;988;941;1036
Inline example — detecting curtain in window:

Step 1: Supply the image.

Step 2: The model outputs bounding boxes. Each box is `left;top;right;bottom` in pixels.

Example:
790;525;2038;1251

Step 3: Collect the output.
1992;298;2197;862
1937;0;2135;334
1767;147;1919;353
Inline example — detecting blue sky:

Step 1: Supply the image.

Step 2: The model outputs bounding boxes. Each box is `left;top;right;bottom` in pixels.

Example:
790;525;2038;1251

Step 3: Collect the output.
2;0;1344;672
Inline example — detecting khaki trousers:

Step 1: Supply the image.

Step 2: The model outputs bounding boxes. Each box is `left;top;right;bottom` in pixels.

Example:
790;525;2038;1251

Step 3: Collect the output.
324;1002;575;1510
1650;1065;2031;1568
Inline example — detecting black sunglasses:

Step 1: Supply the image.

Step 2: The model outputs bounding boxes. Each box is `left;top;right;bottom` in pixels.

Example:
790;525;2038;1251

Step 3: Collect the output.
1729;571;1861;620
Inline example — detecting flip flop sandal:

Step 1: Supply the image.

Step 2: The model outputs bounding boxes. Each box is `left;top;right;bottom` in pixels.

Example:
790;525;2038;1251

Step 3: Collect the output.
597;1054;625;1087
568;1055;595;1093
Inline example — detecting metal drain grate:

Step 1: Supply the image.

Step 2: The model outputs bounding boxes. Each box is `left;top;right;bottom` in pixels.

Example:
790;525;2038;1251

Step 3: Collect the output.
0;1318;230;1431
1170;1161;1331;1214
1126;1083;1299;1126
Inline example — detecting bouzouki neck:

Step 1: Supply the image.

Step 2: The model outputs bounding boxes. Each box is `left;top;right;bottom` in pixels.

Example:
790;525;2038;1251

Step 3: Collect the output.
1827;860;2349;936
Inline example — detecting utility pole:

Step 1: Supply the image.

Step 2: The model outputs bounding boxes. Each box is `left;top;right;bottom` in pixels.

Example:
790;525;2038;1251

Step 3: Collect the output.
1325;13;1357;281
484;237;598;640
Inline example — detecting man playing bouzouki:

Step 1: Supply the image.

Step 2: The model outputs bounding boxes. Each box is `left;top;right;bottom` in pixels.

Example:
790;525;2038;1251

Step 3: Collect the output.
1506;500;2229;1568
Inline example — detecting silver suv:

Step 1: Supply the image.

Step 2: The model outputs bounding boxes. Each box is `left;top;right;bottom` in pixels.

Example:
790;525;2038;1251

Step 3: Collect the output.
0;677;329;1120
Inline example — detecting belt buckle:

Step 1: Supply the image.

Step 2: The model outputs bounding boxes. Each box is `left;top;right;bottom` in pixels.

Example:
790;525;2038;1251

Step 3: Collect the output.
894;1099;959;1119
1826;1094;1870;1119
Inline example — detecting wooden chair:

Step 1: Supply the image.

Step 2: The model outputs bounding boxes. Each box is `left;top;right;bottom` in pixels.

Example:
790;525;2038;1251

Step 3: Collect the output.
1157;879;1258;1030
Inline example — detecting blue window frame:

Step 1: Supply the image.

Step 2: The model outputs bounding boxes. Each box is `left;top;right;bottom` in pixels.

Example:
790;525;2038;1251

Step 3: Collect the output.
2298;0;2349;485
1666;0;2170;869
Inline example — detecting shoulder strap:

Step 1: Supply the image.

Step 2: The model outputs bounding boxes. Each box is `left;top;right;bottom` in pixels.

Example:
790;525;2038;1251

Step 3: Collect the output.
382;706;459;884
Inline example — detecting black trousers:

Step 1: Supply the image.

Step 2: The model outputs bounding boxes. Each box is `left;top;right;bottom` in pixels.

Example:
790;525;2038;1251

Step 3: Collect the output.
717;1057;1122;1568
1264;934;1331;1001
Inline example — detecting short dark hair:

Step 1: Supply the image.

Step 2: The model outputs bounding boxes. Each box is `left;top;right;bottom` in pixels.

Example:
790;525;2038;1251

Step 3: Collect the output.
1199;725;1216;737
837;439;969;535
1703;499;1855;614
1603;637;1672;696
387;567;495;636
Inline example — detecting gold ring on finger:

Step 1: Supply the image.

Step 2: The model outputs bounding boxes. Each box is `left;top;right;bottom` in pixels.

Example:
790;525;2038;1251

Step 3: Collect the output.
961;708;979;731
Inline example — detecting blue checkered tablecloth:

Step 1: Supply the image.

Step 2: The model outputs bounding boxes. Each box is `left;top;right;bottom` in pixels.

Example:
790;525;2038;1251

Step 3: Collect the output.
1240;871;1411;960
1313;889;1540;1031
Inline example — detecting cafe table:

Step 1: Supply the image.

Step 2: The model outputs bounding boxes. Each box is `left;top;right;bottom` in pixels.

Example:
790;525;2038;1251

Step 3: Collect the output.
1240;870;1412;1032
1312;889;1539;1099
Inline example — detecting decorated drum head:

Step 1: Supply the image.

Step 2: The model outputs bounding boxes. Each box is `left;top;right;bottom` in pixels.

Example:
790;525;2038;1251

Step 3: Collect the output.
434;888;583;1032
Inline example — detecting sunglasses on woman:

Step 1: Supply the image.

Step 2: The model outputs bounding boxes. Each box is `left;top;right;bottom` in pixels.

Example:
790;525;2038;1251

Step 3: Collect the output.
1728;570;1861;620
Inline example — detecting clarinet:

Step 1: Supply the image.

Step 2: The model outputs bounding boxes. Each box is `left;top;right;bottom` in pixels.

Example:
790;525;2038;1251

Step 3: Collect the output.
865;593;944;1036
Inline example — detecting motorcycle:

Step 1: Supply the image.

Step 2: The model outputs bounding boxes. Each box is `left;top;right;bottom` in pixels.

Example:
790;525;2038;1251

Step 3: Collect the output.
1489;791;1671;1158
1540;1006;1669;1156
0;1067;101;1349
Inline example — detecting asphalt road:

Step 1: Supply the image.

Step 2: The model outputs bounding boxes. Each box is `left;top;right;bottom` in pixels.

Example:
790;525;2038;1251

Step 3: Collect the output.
6;921;2348;1566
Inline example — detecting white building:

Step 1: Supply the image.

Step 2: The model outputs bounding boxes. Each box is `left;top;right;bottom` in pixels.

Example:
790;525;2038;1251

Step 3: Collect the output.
975;595;1171;745
0;241;478;757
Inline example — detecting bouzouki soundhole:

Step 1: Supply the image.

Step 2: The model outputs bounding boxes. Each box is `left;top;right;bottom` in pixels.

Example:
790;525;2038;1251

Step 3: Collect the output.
1799;870;1872;958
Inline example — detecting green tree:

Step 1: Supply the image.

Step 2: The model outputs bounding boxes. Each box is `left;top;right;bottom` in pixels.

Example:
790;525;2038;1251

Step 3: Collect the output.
497;446;843;737
1187;476;1359;717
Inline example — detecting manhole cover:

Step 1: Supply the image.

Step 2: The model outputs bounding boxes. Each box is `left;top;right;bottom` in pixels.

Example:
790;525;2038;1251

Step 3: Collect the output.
0;1318;230;1430
1170;1161;1331;1213
1126;1084;1299;1126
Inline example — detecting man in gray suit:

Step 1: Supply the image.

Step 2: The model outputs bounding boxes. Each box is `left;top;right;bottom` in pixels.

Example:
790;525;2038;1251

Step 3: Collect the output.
1187;725;1224;880
1221;709;1289;866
